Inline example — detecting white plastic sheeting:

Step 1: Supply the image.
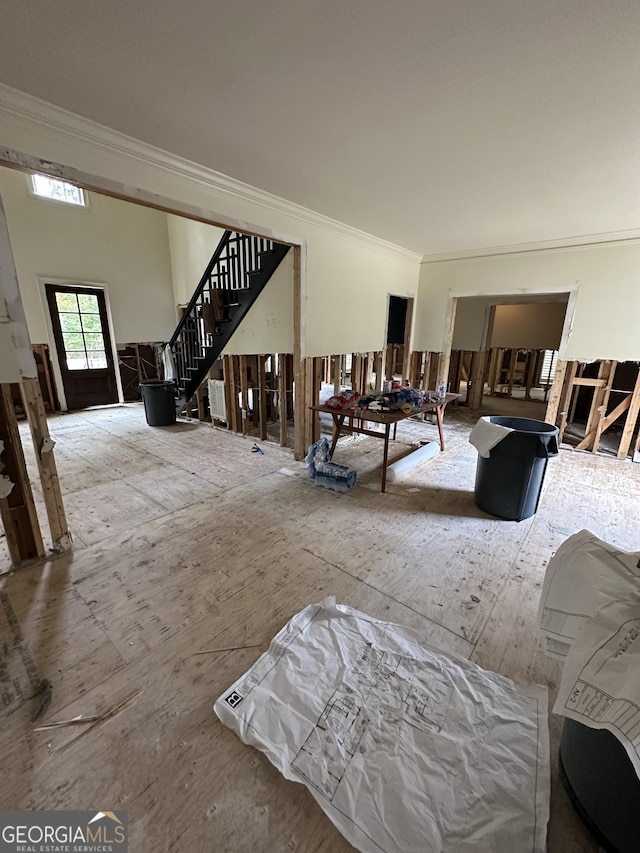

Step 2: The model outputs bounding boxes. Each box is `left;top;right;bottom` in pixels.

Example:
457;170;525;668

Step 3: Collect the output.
538;530;640;662
214;599;550;853
538;529;640;776
468;417;514;458
553;594;640;777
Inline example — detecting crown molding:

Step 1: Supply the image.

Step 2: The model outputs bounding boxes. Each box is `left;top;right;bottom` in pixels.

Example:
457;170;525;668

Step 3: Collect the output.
421;228;640;264
0;84;422;264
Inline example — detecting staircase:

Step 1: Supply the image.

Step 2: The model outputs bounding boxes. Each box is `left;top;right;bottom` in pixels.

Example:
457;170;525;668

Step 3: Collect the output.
165;230;290;413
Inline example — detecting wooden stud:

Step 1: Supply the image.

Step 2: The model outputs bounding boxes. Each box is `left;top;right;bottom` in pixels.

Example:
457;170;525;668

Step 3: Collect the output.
222;356;234;432
489;348;503;396
239;356;250;436
303;359;315;452
293;247;306;461
617;365;640;459
577;361;615;452
448;351;462;396
544;359;567;426
19;378;70;552
277;353;287;447
258;356;268;441
506;349;517;397
332;355;342;395
401;299;414;385
0;384;45;565
467;351;487;411
408;352;421;389
588;360;617;453
558;361;579;442
524;351;536;401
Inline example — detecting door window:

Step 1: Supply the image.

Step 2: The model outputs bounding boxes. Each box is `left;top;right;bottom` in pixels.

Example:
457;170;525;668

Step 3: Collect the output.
54;290;108;370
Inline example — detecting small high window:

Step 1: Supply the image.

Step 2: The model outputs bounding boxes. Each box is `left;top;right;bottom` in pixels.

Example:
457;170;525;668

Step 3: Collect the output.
30;173;86;206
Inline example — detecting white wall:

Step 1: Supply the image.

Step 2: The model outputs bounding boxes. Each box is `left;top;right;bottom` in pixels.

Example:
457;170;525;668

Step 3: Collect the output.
166;214;226;306
0;166;176;346
166;214;295;354
0;192;36;381
491;302;566;350
0;93;422;360
451;297;491;351
416;242;640;361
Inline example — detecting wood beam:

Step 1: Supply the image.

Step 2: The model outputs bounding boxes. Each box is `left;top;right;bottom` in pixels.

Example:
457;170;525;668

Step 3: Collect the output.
19;378;69;552
277;353;289;448
545;359;567;426
0;384;45;566
617;366;640;459
293;246;306;460
258;355;268;441
467;351;487;411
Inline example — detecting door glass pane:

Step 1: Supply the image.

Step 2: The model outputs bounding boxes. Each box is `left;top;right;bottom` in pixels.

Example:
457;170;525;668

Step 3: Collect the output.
80;313;102;332
77;293;99;313
83;333;105;350
59;312;82;332
86;351;107;368
62;332;85;352
67;354;89;370
55;292;78;312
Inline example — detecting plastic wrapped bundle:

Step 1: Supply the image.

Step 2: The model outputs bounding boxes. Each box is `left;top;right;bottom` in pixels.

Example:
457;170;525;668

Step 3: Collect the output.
314;460;357;491
305;438;357;491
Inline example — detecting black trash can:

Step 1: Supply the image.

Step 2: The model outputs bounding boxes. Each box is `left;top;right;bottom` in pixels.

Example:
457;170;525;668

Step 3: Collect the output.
140;380;177;426
474;416;559;521
559;718;640;853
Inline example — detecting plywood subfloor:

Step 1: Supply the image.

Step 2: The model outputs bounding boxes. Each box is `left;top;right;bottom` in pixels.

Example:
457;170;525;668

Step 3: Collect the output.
1;402;639;852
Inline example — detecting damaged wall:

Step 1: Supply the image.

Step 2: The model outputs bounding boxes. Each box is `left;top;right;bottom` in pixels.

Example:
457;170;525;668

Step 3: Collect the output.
0;191;35;382
0;166;176;346
415;242;640;362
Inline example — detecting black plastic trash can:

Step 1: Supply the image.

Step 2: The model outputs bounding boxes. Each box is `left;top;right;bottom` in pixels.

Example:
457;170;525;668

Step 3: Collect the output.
140;380;177;426
559;718;640;853
474;416;559;521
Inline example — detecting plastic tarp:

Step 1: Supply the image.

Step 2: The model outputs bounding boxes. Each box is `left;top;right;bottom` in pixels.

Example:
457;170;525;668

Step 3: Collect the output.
538;529;640;662
214;600;549;853
468;417;514;458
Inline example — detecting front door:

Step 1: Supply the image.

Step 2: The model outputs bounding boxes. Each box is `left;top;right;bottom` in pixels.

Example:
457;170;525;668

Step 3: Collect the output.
46;284;119;409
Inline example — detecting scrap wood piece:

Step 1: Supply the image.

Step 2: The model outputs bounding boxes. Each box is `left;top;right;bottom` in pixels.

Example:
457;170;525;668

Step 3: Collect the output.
39;687;142;754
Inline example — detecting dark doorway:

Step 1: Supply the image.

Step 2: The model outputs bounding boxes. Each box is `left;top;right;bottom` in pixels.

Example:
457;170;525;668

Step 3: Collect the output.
385;295;414;381
45;283;119;409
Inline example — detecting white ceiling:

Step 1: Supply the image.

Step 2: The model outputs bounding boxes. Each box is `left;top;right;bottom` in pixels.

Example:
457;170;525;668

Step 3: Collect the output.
1;0;640;256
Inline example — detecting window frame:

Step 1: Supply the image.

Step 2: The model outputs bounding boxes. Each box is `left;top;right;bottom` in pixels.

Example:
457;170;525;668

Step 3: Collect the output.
27;173;90;209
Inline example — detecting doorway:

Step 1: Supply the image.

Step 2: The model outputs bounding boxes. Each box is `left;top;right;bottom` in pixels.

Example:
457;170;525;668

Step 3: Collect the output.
385;295;414;382
45;283;119;409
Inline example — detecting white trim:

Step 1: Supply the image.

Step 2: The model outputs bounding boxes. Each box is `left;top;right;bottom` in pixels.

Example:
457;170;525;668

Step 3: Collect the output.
0;83;421;264
37;276;124;409
421;230;640;264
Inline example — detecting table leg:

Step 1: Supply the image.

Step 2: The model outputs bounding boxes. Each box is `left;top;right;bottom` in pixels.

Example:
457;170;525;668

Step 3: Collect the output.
381;422;391;492
328;414;345;458
436;405;446;451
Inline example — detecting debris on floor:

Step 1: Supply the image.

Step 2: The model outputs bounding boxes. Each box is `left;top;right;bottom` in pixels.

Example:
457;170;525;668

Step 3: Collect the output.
305;438;356;492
